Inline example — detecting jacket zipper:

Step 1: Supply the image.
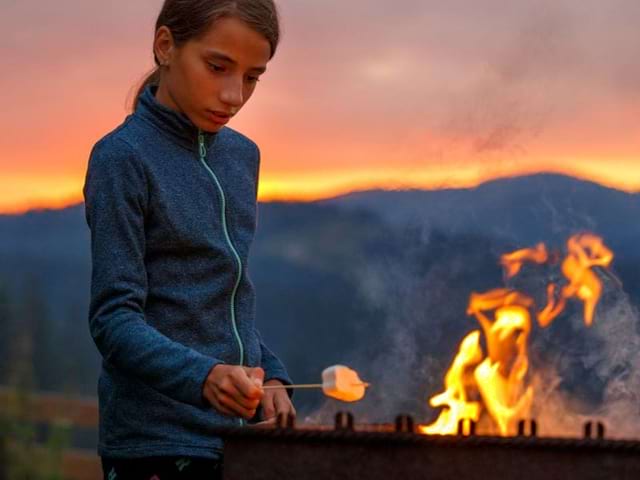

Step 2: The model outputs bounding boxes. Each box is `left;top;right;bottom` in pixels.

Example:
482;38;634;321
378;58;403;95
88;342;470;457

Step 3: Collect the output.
197;130;245;369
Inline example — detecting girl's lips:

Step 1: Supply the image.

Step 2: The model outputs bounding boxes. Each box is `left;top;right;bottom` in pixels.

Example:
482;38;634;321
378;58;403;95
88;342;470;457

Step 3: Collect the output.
206;110;231;125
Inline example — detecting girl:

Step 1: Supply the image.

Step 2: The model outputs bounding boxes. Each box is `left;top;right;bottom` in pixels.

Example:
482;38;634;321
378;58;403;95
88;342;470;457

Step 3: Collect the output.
83;1;295;478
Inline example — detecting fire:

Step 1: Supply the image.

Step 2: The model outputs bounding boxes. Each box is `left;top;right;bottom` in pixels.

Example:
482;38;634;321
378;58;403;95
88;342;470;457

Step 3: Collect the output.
470;291;534;435
420;233;615;437
538;234;614;327
420;331;483;435
500;243;548;279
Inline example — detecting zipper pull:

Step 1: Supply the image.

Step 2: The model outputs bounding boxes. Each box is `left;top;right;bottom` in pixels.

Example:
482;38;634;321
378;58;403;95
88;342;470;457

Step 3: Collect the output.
198;129;207;160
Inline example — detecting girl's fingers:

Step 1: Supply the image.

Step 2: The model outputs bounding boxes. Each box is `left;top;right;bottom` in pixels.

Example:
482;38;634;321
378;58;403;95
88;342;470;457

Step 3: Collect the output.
206;387;236;417
231;368;263;399
252;417;277;427
274;392;296;418
211;395;251;419
218;378;261;410
217;391;257;419
260;392;277;420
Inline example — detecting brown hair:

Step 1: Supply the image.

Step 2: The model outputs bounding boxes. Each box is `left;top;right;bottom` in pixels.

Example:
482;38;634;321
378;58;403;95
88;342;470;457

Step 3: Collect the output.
132;0;280;111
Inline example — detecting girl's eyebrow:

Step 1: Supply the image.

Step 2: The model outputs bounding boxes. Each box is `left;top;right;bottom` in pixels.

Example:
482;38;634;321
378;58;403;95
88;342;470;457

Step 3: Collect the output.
204;49;267;74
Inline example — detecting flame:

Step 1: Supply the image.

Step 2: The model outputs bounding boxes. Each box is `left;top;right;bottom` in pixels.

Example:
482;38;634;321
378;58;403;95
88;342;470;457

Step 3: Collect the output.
419;331;483;435
420;234;615;437
500;243;548;279
538;233;614;327
469;291;534;435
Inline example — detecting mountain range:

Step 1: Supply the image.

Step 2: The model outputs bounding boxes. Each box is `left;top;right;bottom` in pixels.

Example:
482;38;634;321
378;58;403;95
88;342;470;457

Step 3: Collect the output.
0;173;638;425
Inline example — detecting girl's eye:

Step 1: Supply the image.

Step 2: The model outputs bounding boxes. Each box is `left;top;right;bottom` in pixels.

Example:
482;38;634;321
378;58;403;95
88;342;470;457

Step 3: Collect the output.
246;76;260;84
208;63;225;72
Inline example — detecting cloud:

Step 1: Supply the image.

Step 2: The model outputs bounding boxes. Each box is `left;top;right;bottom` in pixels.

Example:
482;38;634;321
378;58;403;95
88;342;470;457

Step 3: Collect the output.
1;0;640;210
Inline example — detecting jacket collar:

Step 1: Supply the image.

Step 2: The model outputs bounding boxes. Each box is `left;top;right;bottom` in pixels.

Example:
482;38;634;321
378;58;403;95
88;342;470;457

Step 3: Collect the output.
135;84;217;152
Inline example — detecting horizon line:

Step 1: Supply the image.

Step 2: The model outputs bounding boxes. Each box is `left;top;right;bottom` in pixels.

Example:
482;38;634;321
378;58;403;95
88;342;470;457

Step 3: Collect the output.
1;170;637;217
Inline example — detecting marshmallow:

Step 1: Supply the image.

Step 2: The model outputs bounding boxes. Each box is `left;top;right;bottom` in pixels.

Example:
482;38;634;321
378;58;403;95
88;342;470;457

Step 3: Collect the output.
321;365;367;402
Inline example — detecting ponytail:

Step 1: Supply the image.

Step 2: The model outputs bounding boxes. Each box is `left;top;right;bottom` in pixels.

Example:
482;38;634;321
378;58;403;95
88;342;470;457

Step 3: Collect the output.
132;67;161;112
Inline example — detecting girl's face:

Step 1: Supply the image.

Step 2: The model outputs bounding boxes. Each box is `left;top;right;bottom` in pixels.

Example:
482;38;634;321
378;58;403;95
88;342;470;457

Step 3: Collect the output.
154;16;271;133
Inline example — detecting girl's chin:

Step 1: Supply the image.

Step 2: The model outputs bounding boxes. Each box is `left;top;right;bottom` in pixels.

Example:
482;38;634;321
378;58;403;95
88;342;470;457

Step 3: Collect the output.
195;119;224;134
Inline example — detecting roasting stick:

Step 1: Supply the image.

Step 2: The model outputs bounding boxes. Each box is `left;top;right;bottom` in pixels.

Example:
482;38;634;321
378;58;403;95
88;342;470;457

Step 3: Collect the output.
262;382;370;390
262;383;322;390
262;365;371;402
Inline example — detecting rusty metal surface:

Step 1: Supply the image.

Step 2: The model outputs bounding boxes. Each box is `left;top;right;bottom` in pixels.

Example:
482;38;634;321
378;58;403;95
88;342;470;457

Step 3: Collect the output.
216;417;640;480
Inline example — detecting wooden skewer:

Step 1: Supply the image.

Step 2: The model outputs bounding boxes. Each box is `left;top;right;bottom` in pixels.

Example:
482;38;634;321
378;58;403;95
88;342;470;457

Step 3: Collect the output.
263;382;370;390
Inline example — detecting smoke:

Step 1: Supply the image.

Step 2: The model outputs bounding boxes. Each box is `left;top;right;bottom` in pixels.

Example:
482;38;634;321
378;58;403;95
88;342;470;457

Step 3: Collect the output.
486;264;640;439
499;237;640;438
436;2;582;163
301;219;640;440
303;232;440;424
533;288;640;439
302;227;504;425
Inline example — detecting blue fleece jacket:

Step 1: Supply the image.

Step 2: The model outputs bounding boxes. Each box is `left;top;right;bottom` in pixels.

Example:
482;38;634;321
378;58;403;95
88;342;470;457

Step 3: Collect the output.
83;84;291;460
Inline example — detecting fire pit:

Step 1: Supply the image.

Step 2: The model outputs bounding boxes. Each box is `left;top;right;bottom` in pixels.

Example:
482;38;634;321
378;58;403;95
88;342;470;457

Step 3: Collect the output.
216;413;640;480
216;234;636;479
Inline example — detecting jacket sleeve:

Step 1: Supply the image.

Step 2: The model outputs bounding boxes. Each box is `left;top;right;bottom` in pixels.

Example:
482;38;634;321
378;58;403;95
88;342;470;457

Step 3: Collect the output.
83;136;221;408
257;330;292;387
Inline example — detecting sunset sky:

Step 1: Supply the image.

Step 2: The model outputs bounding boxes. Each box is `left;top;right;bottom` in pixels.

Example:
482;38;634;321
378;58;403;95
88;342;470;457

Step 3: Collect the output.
2;0;639;214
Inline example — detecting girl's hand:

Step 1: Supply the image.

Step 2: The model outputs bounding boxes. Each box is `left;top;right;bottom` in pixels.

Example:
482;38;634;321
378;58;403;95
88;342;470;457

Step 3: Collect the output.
203;365;264;419
260;379;297;423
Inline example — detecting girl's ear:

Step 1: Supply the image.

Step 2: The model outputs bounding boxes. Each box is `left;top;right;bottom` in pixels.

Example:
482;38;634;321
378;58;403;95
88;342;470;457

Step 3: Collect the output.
154;26;176;67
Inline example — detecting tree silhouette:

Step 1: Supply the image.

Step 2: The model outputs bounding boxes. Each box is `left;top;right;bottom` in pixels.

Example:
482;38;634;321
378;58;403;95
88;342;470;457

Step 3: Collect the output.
0;278;14;385
17;275;55;392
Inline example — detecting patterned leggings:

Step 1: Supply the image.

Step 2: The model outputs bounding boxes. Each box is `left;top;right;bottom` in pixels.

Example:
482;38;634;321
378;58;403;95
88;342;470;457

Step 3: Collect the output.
101;456;223;480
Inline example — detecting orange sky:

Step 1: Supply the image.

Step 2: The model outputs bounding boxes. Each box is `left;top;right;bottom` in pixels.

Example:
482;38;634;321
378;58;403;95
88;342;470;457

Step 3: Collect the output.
2;0;639;214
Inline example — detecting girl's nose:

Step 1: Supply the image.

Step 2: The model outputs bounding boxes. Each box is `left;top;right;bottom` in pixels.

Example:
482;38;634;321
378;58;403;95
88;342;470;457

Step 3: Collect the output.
220;77;244;107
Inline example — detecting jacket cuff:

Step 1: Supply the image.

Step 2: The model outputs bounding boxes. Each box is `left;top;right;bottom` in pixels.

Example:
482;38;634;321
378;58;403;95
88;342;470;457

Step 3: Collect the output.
195;358;225;408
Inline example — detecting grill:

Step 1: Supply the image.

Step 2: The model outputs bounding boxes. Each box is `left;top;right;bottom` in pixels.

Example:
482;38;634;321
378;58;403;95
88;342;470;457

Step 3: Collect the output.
215;412;640;480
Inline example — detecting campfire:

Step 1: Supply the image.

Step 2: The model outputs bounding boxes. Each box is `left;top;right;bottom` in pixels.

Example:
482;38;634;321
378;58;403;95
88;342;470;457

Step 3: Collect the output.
213;233;640;480
420;233;614;437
